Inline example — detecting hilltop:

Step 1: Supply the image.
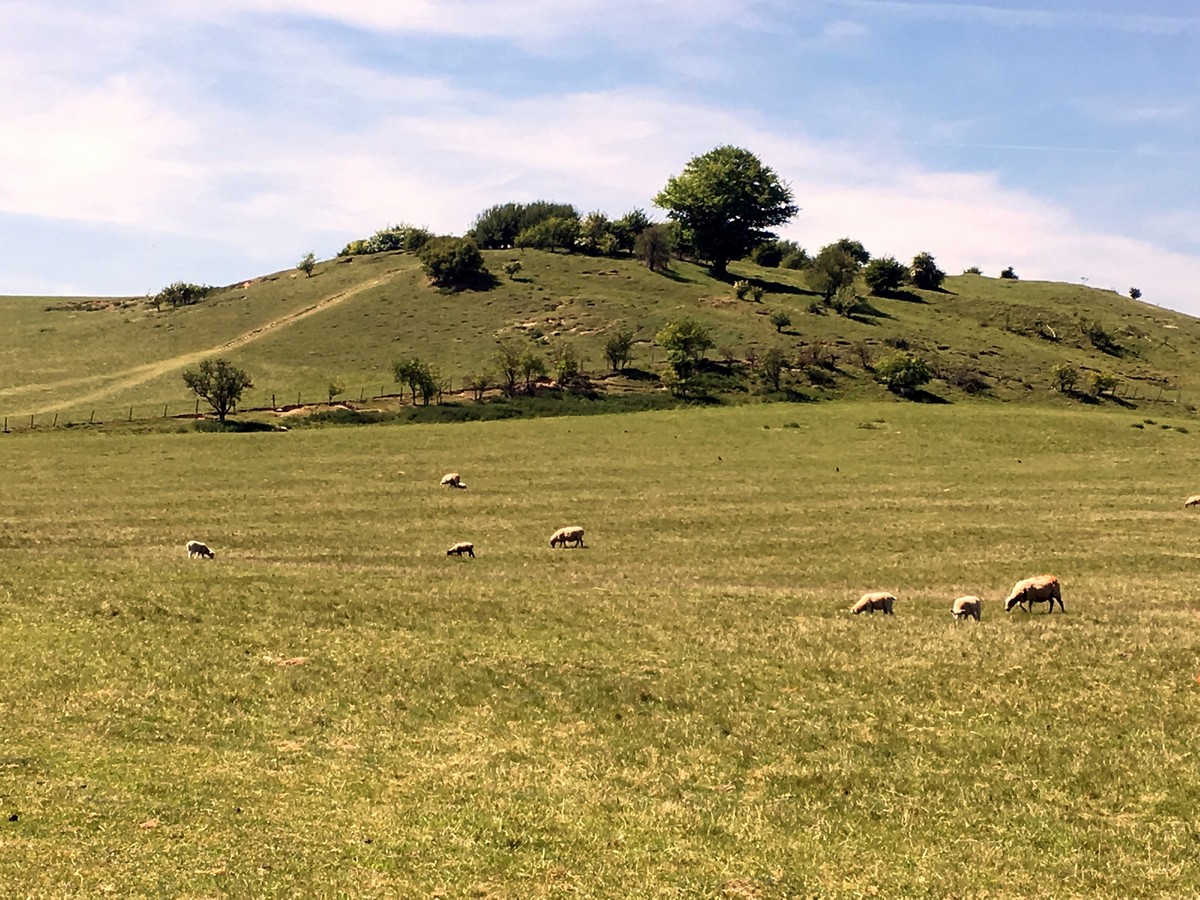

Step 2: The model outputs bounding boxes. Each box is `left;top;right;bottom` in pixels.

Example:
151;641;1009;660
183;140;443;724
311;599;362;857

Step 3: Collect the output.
1;247;1198;426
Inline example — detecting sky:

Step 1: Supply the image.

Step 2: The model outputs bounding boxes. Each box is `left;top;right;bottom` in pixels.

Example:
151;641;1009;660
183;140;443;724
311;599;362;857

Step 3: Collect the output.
2;0;1198;314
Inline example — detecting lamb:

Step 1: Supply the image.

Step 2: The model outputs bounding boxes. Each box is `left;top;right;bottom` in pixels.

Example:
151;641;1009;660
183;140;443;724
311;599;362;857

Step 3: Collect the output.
186;539;215;559
440;473;467;489
851;591;895;615
951;595;982;621
446;541;475;558
549;526;586;548
1185;495;1200;508
1003;574;1063;613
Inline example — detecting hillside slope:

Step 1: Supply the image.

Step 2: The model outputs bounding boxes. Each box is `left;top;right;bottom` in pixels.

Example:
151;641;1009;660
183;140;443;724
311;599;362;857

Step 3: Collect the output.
1;249;1198;422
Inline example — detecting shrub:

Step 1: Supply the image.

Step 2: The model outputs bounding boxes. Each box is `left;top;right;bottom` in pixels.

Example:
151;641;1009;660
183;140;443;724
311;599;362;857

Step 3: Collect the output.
769;310;791;333
1088;371;1119;397
864;256;907;296
963;265;982;275
298;252;316;277
909;252;946;290
503;260;523;279
734;280;763;302
1129;287;1142;301
470;201;578;249
418;236;489;288
1000;266;1019;280
874;351;932;397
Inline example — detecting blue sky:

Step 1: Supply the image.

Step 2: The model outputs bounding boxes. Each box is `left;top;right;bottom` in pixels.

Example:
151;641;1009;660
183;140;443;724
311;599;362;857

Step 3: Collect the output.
2;0;1198;313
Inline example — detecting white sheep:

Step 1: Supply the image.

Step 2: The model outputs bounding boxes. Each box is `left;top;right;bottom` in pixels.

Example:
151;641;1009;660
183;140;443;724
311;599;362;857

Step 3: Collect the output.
446;541;475;558
440;473;467;489
1185;495;1200;508
951;595;982;621
186;539;215;559
1003;574;1063;613
549;526;586;548
851;591;895;615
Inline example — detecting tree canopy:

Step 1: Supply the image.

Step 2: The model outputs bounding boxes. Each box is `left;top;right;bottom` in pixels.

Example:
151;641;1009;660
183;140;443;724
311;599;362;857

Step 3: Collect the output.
653;146;798;277
182;358;253;424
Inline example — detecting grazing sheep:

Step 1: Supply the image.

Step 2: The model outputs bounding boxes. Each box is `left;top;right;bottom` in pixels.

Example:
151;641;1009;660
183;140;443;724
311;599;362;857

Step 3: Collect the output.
951;595;982;621
186;539;215;559
1003;574;1063;613
440;473;466;489
446;541;475;558
851;591;895;615
549;526;586;548
1185;495;1200;508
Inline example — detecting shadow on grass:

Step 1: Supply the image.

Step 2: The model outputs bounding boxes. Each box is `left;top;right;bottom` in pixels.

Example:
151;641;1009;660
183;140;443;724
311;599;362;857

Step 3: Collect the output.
193;419;282;433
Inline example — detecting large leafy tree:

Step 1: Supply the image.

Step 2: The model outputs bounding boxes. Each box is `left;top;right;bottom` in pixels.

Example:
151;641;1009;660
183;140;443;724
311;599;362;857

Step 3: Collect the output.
653;146;798;277
182;358;253;424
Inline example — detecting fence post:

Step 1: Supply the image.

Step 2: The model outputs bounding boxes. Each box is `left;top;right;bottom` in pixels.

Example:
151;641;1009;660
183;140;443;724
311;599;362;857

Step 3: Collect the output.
163;404;168;418
53;413;58;427
128;406;133;421
29;414;34;429
3;417;7;433
297;391;301;406
90;410;95;424
272;393;276;409
195;399;200;416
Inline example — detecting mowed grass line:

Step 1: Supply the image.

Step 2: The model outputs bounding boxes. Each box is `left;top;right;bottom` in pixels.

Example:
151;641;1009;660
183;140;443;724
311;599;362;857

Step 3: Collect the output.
1;403;1200;895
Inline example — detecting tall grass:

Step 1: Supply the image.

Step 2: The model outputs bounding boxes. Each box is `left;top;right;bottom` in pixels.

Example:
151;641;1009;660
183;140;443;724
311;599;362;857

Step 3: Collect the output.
1;402;1199;895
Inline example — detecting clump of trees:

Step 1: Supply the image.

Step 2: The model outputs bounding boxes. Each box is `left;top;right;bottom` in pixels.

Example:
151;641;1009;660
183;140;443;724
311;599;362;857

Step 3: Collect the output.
152;281;213;310
338;224;432;257
393;358;443;406
182;358;253;423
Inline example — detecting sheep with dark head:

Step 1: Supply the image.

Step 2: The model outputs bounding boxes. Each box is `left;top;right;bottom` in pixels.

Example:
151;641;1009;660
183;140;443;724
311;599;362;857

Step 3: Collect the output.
951;595;982;621
186;539;215;559
1003;575;1063;613
440;472;466;489
1185;495;1200;508
549;526;586;548
851;591;895;615
446;541;475;558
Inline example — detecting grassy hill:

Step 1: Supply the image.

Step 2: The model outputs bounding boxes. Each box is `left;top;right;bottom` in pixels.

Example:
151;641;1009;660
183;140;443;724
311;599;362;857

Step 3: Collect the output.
2;249;1199;424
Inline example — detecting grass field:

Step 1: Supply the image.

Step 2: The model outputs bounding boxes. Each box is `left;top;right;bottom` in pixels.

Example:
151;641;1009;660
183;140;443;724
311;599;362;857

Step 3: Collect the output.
2;402;1200;896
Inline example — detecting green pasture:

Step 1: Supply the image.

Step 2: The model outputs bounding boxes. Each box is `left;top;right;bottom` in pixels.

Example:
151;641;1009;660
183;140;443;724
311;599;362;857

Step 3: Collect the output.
2;402;1200;896
2;249;1199;425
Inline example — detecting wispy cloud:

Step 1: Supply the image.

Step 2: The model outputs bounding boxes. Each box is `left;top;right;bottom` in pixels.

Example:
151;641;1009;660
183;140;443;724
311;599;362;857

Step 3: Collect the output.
834;1;1200;34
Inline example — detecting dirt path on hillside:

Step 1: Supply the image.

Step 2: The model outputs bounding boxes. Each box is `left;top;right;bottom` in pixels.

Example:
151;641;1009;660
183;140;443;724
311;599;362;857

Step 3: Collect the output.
6;274;395;416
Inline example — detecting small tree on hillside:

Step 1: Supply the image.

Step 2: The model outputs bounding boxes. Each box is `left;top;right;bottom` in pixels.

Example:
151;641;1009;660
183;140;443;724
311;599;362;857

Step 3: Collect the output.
1000;266;1019;280
760;347;787;391
1051;363;1079;393
393;358;428;405
634;225;674;272
909;252;946;290
809;243;862;303
656;318;714;390
298;251;316;277
495;341;523;397
182;358;253;424
832;237;870;265
604;328;636;372
1129;287;1142;301
769;310;791;333
326;378;345;404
